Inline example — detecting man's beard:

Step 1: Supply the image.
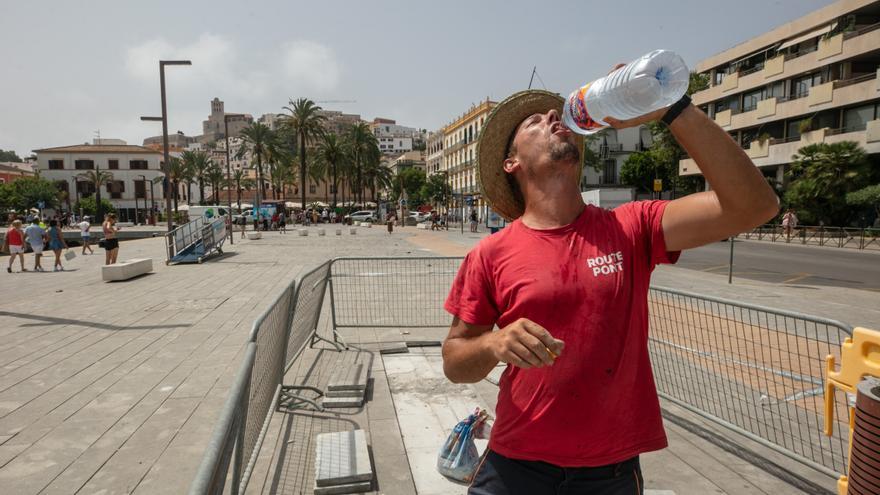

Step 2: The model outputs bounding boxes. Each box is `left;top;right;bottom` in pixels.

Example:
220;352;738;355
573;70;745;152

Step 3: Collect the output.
549;141;580;164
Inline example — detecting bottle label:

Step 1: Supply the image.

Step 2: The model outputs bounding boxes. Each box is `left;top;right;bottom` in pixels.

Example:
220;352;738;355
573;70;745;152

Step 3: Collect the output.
565;83;603;132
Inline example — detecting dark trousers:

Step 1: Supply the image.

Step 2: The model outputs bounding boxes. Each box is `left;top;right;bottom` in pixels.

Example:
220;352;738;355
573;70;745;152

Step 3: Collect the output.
469;450;643;495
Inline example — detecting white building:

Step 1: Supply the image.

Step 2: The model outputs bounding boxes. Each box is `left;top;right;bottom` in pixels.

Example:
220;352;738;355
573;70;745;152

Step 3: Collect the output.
377;136;413;154
33;141;165;223
581;126;652;189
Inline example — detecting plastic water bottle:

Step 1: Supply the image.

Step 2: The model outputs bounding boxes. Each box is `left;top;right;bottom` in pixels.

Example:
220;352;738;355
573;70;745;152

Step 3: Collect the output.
562;49;689;135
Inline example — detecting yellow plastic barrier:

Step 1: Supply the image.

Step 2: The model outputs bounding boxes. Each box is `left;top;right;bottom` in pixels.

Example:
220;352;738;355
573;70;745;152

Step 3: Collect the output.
824;327;880;495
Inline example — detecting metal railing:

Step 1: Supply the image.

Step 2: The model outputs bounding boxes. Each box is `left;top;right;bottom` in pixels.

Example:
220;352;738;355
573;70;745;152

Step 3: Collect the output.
191;256;857;493
648;287;852;477
165;216;204;260
738;224;880;250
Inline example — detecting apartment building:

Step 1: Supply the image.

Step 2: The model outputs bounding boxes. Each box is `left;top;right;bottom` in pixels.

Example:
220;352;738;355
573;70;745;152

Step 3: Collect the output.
432;99;497;217
582;126;653;187
33;142;164;223
681;0;880;184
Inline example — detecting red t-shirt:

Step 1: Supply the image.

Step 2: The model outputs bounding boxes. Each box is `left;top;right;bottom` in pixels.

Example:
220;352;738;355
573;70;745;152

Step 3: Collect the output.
444;201;680;467
6;228;23;246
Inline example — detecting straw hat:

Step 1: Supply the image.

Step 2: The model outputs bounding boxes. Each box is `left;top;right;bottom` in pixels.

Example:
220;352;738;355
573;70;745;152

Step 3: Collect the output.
476;90;583;221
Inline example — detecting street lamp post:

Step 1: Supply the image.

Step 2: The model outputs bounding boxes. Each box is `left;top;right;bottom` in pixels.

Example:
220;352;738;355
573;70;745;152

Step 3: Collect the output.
224;115;234;244
137;174;152;225
140;59;191;232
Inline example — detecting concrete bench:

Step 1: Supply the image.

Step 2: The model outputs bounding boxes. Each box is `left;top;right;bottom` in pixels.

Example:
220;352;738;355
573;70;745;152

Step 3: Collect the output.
335;229;342;236
350;228;357;235
298;229;309;236
317;229;326;236
116;222;135;227
246;231;262;240
359;222;372;228
416;223;429;230
102;258;153;282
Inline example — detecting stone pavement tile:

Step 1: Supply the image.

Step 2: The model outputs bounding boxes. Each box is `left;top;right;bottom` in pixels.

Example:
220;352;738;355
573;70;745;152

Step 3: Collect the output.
367;419;407;457
372;453;416;495
640;447;725;495
73;397;201;495
662;427;767;494
131;390;228;495
405;445;466;495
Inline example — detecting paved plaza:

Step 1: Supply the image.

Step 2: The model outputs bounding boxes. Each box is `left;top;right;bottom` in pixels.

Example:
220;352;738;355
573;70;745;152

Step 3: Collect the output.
0;224;875;494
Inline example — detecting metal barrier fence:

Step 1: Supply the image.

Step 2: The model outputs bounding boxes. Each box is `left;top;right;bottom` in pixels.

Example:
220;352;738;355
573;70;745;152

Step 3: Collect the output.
190;257;855;494
165;216;205;260
738;224;880;250
648;286;852;478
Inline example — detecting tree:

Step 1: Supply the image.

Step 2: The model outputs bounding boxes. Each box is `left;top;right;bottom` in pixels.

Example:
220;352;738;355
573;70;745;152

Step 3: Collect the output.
73;196;116;218
640;71;711;197
346;122;378;205
620;152;662;195
238;122;277;219
205;164;225;205
231;169;247;208
362;156;393;208
280;98;326;210
76;169;114;220
317;133;346;209
785;141;870;225
164;157;189;214
421;173;452;209
846;184;880;224
0;149;23;162
181;149;213;205
393;168;427;207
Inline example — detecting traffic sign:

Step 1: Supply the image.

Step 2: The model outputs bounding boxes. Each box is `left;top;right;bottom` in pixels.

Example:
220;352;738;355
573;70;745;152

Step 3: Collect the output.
653;179;663;192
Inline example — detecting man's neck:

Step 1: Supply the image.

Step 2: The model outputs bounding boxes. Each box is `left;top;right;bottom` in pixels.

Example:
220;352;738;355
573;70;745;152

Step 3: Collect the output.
520;181;585;230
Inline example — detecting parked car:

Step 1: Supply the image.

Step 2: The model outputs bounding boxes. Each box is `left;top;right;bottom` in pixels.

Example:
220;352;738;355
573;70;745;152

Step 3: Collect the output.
232;209;256;224
409;211;430;223
345;210;377;223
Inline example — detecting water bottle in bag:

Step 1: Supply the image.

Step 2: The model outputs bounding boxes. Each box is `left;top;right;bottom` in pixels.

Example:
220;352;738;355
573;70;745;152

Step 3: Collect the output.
562;49;689;135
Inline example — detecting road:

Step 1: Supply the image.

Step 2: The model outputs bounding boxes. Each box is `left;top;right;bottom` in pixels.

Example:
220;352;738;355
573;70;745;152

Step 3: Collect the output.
677;240;880;292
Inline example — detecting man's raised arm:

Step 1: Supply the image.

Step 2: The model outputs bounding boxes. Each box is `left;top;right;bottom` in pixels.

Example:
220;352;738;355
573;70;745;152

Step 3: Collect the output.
660;105;779;251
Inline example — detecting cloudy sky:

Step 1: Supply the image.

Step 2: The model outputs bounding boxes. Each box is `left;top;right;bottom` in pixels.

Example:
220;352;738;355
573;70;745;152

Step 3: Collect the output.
2;0;832;157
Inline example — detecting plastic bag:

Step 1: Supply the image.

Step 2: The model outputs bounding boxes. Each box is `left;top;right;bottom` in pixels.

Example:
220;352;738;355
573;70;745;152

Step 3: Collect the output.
437;408;491;483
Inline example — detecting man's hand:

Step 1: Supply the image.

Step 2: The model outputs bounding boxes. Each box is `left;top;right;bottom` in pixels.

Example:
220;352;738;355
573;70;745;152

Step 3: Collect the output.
488;318;565;369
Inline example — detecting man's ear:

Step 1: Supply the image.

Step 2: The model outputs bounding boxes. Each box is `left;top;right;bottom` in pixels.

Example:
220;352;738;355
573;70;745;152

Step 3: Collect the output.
503;157;519;174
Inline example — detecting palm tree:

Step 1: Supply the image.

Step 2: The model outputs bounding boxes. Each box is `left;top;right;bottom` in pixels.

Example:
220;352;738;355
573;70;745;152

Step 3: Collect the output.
238;122;276;227
181;149;213;205
206;164;225;205
231;169;247;208
165;157;189;214
346;122;379;205
280;98;326;210
362;156;393;210
76;168;114;220
317;133;346;209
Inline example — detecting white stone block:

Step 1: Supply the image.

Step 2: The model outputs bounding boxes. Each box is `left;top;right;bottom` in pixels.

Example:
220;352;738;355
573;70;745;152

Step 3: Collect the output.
350;228;357;235
318;229;326;236
335;229;342;236
299;229;309;236
246;232;262;240
417;223;429;229
359;222;372;228
102;258;153;282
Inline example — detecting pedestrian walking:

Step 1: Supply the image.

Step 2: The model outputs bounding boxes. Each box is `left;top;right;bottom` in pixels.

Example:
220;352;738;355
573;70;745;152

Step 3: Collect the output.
279;211;287;233
782;208;798;239
79;216;93;254
442;88;779;494
386;212;395;234
4;220;27;273
469;209;478;232
102;213;120;265
431;212;440;231
322;208;329;223
46;220;68;271
311;209;319;225
24;218;46;272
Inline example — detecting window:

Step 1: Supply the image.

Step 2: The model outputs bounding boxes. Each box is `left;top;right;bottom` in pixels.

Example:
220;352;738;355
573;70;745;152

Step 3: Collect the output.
742;88;765;112
309;184;316;194
74;159;94;170
135;180;146;199
129;160;148;170
602;159;617;184
76;181;95;196
843;104;876;132
107;180;125;199
108;159;119;170
48;160;64;170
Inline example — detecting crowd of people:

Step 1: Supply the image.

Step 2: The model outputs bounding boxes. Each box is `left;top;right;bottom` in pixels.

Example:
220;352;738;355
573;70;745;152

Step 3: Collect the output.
3;213;122;273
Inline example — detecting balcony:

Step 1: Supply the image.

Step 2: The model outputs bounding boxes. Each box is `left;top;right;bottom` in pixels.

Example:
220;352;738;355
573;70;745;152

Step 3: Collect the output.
681;118;880;175
694;25;880;107
715;72;878;132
